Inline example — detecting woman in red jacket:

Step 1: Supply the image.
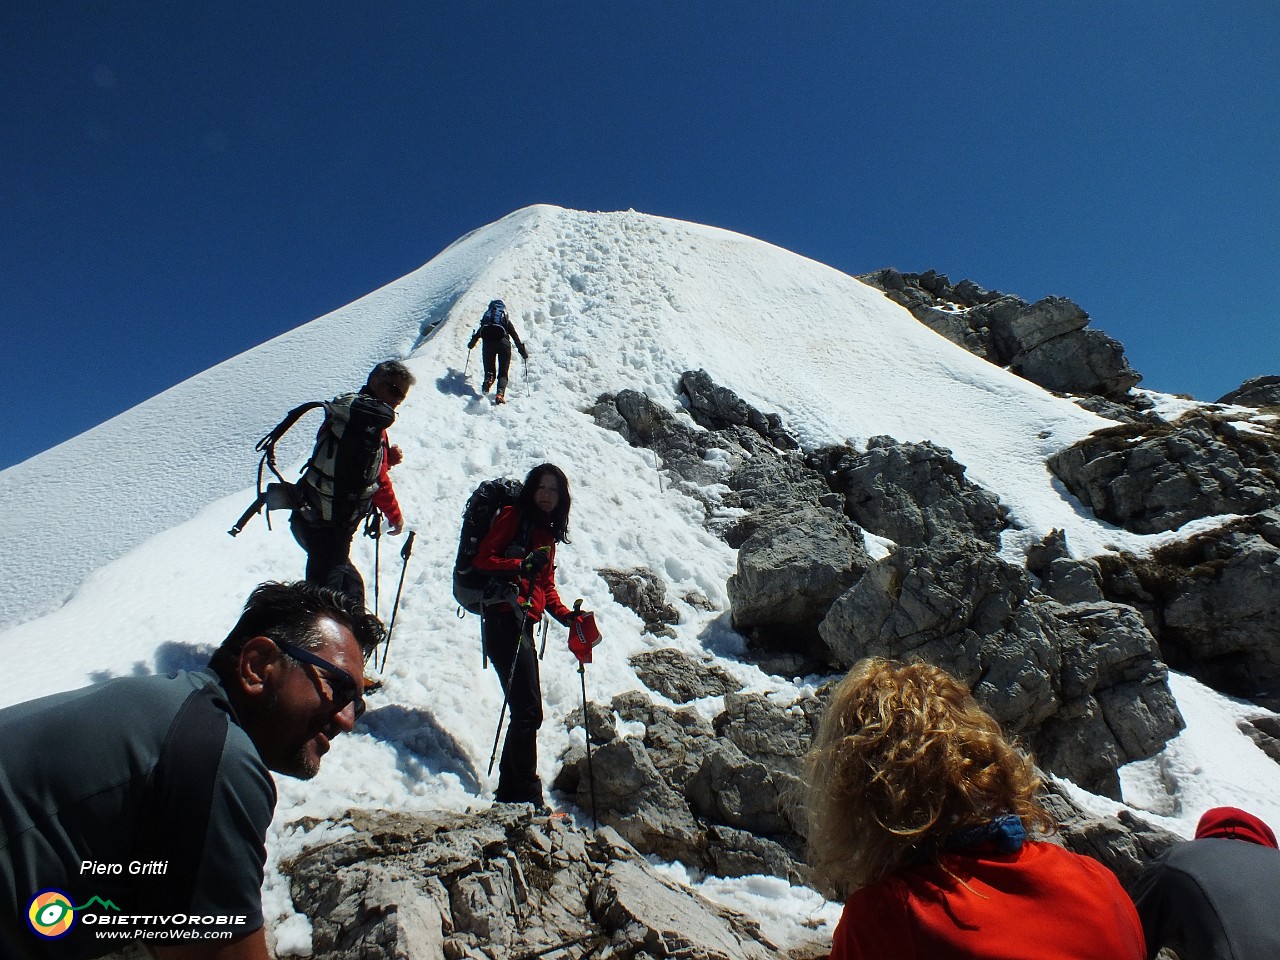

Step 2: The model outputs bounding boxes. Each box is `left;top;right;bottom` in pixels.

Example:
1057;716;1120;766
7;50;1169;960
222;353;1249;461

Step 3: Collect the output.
473;463;580;808
804;658;1146;960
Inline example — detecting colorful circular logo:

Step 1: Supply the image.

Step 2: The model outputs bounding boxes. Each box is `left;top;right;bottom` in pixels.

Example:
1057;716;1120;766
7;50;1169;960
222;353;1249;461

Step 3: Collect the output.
27;890;76;938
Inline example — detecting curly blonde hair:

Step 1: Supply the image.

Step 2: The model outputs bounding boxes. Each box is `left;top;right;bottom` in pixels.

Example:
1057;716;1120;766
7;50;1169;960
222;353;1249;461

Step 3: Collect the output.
804;658;1056;894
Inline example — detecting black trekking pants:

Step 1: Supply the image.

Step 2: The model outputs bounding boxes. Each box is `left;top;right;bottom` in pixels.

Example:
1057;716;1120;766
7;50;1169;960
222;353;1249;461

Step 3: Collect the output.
482;606;544;805
482;339;513;392
290;513;366;608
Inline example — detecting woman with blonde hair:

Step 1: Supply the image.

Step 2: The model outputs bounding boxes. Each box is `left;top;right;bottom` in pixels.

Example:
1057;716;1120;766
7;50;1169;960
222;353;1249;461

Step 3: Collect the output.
805;658;1145;959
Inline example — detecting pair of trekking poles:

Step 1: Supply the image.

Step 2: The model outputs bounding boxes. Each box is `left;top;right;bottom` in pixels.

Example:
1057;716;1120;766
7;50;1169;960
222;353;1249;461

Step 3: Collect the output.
485;583;600;829
366;512;415;673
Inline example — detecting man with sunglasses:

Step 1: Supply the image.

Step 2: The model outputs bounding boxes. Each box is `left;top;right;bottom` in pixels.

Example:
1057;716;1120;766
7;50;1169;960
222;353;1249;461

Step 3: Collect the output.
0;581;383;960
289;359;415;609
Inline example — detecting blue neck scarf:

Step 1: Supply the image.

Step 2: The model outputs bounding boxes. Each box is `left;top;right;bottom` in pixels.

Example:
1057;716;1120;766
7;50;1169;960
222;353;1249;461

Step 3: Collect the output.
946;814;1026;855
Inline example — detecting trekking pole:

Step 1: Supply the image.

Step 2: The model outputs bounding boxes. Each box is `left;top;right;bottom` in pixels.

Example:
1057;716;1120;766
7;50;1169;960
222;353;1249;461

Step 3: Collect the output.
571;599;599;829
377;530;415;671
538;615;550;659
464;346;473;379
579;661;597;830
367;511;383;620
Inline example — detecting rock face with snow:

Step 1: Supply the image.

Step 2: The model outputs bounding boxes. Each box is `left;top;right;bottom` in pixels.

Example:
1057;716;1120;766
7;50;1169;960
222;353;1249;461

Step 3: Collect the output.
818;543;1182;796
555;687;814;886
1048;413;1280;534
597;371;1184;797
599;567;681;637
1099;508;1280;710
860;268;1142;398
1218;374;1280;408
812;436;1009;547
287;806;783;960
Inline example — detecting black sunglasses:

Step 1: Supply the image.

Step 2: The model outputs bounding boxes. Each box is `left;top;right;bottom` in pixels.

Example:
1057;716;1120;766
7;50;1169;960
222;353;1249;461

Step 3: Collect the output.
271;639;365;720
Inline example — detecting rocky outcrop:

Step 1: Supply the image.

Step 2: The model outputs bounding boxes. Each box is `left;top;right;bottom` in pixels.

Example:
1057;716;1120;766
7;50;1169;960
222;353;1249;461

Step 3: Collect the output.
860;269;1142;398
600;567;681;638
286;806;780;960
1099;508;1280;708
1218;375;1280;408
678;369;799;450
628;647;743;704
1043;783;1182;889
818;544;1183;796
812;436;1009;547
726;504;872;662
1048;413;1280;534
555;687;815;885
590;373;796;496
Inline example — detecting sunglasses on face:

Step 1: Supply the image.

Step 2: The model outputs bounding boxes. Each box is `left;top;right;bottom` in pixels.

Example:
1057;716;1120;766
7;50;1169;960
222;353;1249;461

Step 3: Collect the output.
271;638;365;720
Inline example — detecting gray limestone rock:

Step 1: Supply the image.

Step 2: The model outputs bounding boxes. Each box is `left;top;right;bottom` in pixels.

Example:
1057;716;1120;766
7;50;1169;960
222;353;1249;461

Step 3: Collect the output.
1048;414;1280;534
858;270;1142;398
1099;509;1280;707
287;806;779;960
818;544;1183;795
601;567;681;638
1218;375;1280;408
629;647;744;704
816;436;1009;547
727;504;871;658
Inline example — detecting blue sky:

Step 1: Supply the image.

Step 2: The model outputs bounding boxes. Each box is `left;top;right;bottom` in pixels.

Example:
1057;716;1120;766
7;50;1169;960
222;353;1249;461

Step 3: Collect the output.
3;1;1277;470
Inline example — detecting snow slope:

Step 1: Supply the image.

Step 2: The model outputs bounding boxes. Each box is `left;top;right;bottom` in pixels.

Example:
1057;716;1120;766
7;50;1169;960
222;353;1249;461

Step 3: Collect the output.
2;205;1277;951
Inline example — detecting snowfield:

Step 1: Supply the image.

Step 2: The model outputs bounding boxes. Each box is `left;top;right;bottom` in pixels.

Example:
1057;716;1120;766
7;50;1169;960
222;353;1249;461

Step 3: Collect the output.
2;205;1277;953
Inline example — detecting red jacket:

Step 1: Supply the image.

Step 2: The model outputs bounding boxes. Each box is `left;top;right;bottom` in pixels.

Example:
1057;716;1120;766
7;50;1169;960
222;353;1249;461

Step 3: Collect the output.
831;841;1145;960
371;438;402;528
473;505;572;624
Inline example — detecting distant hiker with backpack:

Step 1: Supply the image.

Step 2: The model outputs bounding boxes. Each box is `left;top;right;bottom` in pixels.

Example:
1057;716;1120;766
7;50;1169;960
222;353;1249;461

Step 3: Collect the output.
471;463;588;809
467;299;527;404
288;360;415;607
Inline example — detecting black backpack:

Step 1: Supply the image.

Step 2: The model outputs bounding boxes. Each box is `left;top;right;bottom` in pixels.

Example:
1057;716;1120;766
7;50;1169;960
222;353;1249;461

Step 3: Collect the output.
229;393;395;537
452;477;528;614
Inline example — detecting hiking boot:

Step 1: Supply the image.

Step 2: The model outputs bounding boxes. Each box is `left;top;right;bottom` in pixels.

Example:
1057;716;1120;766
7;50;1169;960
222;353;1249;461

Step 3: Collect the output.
495;391;506;404
363;677;383;693
482;374;495;393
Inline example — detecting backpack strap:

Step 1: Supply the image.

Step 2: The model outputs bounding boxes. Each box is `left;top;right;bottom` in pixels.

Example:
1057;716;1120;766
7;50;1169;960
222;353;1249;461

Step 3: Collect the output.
134;682;233;913
229;401;324;537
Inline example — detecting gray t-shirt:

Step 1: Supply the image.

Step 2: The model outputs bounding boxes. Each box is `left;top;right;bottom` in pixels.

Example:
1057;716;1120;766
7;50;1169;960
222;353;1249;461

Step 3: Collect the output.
0;669;276;959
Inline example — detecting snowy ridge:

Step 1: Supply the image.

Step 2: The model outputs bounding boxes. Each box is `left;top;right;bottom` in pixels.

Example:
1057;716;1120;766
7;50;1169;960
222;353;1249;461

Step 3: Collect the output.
3;205;1278;951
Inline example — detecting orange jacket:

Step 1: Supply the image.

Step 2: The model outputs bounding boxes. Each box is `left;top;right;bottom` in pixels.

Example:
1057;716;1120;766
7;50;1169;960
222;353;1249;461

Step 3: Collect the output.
831;841;1145;960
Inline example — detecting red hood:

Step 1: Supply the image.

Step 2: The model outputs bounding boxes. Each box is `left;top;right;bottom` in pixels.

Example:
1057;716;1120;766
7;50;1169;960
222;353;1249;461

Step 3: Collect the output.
1194;807;1278;849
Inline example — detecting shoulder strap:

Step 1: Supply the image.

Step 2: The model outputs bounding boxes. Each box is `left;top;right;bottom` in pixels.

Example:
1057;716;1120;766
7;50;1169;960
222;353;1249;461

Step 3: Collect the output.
134;681;233;913
256;400;326;482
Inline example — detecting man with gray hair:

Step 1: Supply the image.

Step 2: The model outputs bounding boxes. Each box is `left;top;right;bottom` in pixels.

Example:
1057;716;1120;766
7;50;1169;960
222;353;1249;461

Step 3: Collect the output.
289;360;415;607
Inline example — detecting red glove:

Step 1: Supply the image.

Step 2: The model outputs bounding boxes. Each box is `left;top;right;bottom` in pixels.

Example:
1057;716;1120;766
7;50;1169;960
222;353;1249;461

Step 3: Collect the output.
567;610;600;664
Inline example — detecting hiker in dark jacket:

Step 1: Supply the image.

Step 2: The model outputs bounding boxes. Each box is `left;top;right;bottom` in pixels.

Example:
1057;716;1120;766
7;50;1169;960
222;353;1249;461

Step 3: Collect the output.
290;360;414;607
1132;805;1280;960
472;463;587;808
0;581;383;960
467;299;527;404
